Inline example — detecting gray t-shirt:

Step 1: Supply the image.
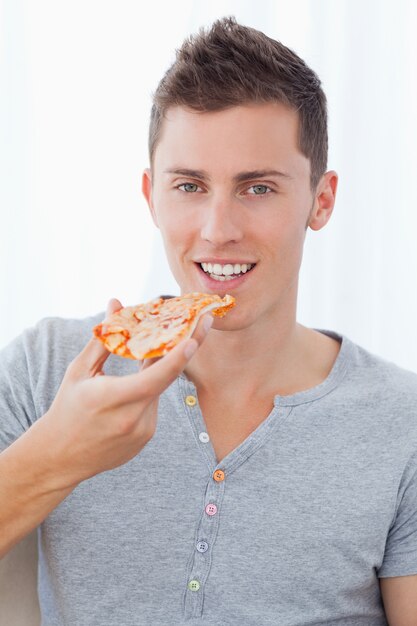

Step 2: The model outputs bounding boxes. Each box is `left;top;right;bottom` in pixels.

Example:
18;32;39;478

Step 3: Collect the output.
1;313;417;626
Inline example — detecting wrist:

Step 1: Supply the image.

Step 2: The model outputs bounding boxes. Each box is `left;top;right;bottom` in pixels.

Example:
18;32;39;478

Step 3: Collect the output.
5;415;81;495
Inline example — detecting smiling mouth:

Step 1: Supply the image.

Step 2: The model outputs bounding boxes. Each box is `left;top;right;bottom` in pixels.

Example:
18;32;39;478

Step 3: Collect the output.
195;262;257;281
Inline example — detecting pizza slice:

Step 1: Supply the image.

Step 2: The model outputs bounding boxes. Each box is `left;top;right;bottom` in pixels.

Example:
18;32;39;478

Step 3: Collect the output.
93;292;236;360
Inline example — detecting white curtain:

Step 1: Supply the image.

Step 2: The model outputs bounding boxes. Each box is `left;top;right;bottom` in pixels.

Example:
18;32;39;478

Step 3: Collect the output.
1;0;416;372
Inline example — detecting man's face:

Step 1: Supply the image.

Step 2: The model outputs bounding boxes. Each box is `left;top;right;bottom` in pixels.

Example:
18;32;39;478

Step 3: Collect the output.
142;102;335;330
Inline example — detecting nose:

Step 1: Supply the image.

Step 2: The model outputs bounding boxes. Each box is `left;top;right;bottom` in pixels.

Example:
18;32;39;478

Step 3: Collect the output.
200;194;244;245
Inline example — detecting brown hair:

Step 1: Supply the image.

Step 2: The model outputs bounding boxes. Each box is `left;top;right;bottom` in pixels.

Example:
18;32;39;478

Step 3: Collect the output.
149;15;328;191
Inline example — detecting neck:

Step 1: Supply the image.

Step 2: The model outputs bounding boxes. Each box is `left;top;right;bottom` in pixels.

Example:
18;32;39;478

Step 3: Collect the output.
184;313;316;402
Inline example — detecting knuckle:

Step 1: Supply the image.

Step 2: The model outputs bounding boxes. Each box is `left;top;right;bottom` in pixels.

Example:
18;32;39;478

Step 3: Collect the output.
117;417;137;436
78;378;107;413
137;376;157;399
65;358;79;379
142;423;156;442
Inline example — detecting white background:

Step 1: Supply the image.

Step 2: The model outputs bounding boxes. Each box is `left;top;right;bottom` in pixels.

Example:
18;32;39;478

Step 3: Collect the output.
1;0;416;371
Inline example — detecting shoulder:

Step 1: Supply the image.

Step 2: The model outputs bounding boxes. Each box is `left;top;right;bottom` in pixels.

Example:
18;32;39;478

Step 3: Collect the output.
318;328;417;399
347;336;417;398
0;313;102;439
40;311;104;340
337;331;417;447
23;311;105;360
0;311;105;394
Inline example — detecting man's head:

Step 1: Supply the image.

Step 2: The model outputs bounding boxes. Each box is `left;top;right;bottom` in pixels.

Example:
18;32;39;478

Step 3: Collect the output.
142;17;337;329
148;15;328;192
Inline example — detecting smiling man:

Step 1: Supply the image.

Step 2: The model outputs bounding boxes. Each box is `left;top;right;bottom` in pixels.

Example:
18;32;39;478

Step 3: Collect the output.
142;101;341;461
1;15;417;626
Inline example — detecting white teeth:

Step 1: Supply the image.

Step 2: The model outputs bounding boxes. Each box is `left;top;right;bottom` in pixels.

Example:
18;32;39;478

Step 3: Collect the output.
222;264;234;276
200;262;254;276
210;274;239;281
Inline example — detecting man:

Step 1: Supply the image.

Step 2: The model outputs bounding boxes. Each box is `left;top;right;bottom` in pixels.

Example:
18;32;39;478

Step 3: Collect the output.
1;15;417;626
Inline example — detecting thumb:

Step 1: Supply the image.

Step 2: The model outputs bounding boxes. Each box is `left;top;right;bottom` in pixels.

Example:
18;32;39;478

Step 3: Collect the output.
133;313;213;398
105;297;123;319
69;298;123;380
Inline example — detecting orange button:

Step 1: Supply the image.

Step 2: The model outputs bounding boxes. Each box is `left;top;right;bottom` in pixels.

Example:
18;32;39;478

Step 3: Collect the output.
213;469;225;482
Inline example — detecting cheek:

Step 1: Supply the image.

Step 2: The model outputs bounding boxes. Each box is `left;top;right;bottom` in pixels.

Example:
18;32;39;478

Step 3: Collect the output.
262;219;306;277
159;217;192;252
154;192;193;232
155;211;194;272
154;195;201;254
282;224;306;263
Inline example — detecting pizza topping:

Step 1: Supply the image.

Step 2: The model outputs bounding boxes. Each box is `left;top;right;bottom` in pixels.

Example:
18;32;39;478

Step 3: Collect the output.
93;292;236;360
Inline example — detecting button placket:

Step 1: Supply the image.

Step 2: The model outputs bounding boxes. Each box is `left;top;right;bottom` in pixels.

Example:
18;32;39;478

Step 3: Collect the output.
181;382;216;468
184;470;226;619
179;379;231;618
178;376;291;620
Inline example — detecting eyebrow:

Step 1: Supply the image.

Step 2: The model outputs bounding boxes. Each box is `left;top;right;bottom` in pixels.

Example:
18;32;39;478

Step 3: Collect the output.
163;168;293;182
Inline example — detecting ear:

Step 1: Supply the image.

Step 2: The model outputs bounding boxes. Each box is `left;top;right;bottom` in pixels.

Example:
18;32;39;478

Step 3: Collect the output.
142;168;159;228
307;170;338;231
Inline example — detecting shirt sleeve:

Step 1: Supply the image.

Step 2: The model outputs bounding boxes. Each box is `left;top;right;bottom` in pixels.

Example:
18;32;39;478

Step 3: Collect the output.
377;449;417;577
0;328;39;452
0;313;107;454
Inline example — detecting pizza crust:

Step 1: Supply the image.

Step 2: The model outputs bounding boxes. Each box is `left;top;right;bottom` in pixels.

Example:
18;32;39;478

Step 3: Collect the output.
93;293;236;360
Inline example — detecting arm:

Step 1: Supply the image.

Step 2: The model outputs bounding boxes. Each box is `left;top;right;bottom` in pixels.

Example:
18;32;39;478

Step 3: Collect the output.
380;574;417;626
0;420;76;559
0;299;212;559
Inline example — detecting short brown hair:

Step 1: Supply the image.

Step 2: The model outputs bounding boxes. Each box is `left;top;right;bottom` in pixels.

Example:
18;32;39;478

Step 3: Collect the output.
149;15;328;191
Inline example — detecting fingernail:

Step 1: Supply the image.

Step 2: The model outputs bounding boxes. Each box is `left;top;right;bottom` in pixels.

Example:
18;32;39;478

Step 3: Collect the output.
184;339;198;359
203;315;213;332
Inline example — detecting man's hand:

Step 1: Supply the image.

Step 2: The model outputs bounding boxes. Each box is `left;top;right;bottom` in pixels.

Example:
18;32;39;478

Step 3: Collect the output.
37;298;212;488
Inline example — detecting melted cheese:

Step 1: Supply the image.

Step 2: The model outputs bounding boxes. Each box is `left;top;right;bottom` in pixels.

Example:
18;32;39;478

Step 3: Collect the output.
93;293;236;360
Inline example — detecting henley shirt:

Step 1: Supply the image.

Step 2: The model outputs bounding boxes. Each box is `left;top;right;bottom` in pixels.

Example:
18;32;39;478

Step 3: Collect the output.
1;313;417;626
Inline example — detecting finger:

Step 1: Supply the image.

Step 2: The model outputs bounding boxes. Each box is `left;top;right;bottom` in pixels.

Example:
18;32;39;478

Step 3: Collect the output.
140;356;159;371
70;298;123;380
112;313;213;403
106;298;123;318
191;312;214;344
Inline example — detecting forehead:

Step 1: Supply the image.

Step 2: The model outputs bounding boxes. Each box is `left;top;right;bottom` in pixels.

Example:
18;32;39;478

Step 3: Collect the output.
153;103;308;178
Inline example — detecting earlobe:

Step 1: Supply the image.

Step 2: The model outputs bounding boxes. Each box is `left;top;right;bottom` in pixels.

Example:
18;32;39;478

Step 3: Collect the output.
308;201;332;231
142;168;159;228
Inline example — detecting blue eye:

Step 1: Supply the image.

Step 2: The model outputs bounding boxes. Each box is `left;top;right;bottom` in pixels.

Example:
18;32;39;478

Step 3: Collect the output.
249;184;271;195
177;183;200;193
